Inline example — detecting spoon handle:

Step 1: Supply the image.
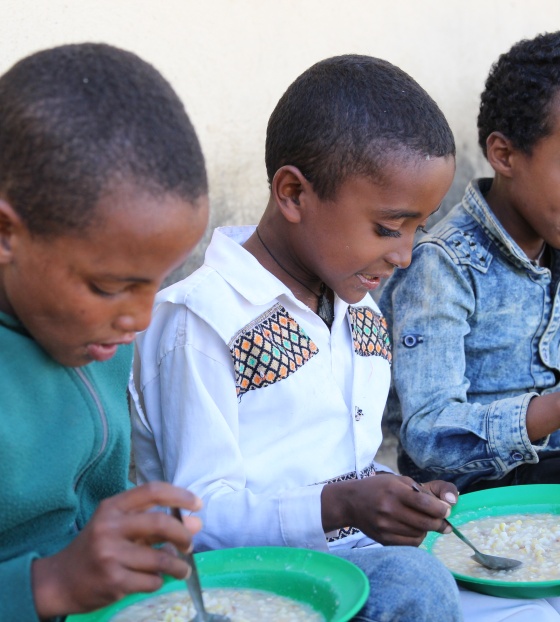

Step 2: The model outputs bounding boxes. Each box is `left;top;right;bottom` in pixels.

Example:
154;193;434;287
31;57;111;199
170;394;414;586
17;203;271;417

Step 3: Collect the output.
184;549;209;622
445;520;479;555
171;507;209;622
410;484;479;554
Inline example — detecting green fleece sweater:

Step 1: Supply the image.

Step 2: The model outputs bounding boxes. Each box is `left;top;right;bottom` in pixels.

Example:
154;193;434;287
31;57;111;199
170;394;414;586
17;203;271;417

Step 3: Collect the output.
0;312;133;621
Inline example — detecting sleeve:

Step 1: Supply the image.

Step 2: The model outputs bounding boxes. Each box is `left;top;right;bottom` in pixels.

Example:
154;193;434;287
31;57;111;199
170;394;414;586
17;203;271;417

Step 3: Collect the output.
386;242;540;483
131;307;328;552
0;553;46;622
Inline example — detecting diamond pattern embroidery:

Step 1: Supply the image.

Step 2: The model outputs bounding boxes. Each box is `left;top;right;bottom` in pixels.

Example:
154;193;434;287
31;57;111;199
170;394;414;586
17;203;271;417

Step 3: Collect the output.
229;303;318;401
348;306;392;362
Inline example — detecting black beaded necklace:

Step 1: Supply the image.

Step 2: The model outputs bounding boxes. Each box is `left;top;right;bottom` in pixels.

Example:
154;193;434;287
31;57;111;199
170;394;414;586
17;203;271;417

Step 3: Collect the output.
255;227;334;328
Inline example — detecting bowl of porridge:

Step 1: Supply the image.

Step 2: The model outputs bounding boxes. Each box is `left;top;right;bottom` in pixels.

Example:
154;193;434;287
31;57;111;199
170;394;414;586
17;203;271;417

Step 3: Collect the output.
422;484;560;598
66;546;369;622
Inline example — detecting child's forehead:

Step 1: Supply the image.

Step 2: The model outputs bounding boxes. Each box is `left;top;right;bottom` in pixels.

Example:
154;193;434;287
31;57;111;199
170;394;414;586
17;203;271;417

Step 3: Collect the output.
92;182;202;223
328;154;453;201
38;188;207;265
33;184;205;252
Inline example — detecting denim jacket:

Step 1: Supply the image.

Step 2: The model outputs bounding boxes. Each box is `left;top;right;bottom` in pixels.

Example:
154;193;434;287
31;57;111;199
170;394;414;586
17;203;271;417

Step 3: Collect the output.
379;178;560;491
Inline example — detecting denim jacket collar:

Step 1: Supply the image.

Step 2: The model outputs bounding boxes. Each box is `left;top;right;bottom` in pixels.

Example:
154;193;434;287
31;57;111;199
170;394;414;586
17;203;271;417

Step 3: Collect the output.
463;178;552;274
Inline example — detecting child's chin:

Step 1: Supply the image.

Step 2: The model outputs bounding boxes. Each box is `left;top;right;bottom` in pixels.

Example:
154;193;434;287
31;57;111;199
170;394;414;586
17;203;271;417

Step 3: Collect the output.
47;345;113;367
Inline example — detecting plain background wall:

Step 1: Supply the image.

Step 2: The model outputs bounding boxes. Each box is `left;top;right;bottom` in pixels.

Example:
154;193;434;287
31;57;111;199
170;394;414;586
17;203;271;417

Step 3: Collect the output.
3;0;560;284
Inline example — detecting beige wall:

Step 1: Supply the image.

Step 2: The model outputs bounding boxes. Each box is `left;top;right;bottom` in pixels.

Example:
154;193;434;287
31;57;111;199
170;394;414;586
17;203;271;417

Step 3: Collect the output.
2;0;560;281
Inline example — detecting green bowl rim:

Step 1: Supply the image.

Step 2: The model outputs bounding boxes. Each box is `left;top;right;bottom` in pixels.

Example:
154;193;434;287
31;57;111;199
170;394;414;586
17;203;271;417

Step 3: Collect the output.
422;483;560;593
67;545;370;622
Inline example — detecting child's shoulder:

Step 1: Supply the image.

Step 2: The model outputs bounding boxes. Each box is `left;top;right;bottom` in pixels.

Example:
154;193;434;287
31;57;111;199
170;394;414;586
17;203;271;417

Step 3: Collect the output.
156;263;219;308
145;251;276;357
156;225;260;308
414;201;492;274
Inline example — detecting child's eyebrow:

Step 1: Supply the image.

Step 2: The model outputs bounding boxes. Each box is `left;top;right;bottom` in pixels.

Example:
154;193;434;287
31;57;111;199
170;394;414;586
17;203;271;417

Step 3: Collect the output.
378;204;441;221
98;275;152;284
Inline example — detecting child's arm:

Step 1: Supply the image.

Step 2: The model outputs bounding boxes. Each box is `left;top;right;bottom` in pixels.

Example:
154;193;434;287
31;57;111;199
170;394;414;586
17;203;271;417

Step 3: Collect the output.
132;305;330;552
320;473;456;546
384;242;542;485
31;482;201;619
524;391;560;441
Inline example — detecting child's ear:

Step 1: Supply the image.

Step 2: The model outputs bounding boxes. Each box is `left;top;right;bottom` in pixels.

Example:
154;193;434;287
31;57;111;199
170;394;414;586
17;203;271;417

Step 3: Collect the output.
0;199;21;263
270;166;309;223
486;132;516;178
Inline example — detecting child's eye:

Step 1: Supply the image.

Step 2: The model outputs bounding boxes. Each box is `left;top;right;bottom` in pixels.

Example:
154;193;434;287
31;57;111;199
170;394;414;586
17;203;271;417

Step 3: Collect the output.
89;283;119;297
416;225;429;234
376;224;401;238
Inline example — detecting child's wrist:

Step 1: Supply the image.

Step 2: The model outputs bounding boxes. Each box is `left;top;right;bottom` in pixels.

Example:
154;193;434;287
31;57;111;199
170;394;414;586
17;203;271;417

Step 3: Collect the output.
32;556;72;619
320;480;356;532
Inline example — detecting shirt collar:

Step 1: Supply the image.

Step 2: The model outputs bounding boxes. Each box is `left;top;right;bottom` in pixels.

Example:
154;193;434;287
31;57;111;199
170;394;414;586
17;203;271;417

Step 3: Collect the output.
204;225;293;306
204;226;354;327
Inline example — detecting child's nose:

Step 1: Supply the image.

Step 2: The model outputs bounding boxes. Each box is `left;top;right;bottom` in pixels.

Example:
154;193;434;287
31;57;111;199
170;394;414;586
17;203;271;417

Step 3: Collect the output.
114;301;153;334
385;239;414;270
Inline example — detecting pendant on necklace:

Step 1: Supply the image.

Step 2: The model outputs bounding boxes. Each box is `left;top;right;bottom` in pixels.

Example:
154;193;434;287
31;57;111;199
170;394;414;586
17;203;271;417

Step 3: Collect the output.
317;284;335;328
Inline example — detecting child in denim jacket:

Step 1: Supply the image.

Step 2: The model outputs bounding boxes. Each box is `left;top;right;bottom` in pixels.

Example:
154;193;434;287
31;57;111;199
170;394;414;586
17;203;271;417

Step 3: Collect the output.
381;31;560;496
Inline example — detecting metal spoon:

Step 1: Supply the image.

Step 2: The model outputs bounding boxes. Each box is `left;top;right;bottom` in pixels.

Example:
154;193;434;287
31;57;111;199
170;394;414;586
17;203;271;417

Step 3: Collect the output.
445;519;523;571
410;483;522;571
171;508;231;622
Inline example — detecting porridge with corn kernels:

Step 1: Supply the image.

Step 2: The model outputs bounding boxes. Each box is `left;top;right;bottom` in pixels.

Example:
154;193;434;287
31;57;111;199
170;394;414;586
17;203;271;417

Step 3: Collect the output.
111;588;324;622
433;513;560;582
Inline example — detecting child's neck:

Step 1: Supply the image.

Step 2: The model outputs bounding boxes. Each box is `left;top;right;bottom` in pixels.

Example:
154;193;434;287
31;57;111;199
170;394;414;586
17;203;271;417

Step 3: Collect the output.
243;226;334;327
0;279;12;316
484;177;546;264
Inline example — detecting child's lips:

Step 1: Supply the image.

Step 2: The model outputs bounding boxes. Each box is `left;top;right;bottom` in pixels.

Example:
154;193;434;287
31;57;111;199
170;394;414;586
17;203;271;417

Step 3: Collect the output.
86;336;135;362
356;272;390;290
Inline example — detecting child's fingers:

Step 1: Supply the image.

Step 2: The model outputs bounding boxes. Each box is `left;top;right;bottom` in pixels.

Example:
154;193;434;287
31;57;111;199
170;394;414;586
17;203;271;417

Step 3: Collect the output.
406;480;451;519
118;512;202;549
404;480;454;534
98;565;167;599
389;503;447;538
119;539;191;580
422;479;458;506
104;481;202;514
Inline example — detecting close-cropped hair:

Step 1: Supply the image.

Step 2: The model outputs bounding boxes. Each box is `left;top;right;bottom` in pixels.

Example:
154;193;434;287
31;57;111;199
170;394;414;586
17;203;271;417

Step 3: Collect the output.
0;42;208;235
478;31;560;158
265;54;455;200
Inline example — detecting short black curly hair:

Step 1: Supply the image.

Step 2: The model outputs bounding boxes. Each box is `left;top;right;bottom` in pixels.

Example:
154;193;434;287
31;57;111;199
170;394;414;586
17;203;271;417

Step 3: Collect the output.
265;54;455;200
0;43;208;236
478;31;560;158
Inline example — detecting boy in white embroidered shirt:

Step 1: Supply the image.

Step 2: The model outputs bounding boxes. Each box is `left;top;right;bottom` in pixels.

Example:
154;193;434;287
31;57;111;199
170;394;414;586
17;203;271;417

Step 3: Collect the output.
130;55;461;621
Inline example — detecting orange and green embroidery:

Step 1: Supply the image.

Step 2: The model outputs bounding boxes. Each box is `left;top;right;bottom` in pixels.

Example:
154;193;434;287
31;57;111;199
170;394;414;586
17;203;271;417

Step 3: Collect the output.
229;303;318;400
348;306;392;362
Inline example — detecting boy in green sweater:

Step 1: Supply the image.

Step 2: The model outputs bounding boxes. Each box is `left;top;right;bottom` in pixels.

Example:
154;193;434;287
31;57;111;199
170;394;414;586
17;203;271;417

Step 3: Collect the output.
0;44;208;620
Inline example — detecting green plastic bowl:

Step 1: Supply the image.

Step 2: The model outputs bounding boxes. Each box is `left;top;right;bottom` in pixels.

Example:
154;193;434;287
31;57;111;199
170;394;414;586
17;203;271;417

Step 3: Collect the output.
422;484;560;598
67;546;369;621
